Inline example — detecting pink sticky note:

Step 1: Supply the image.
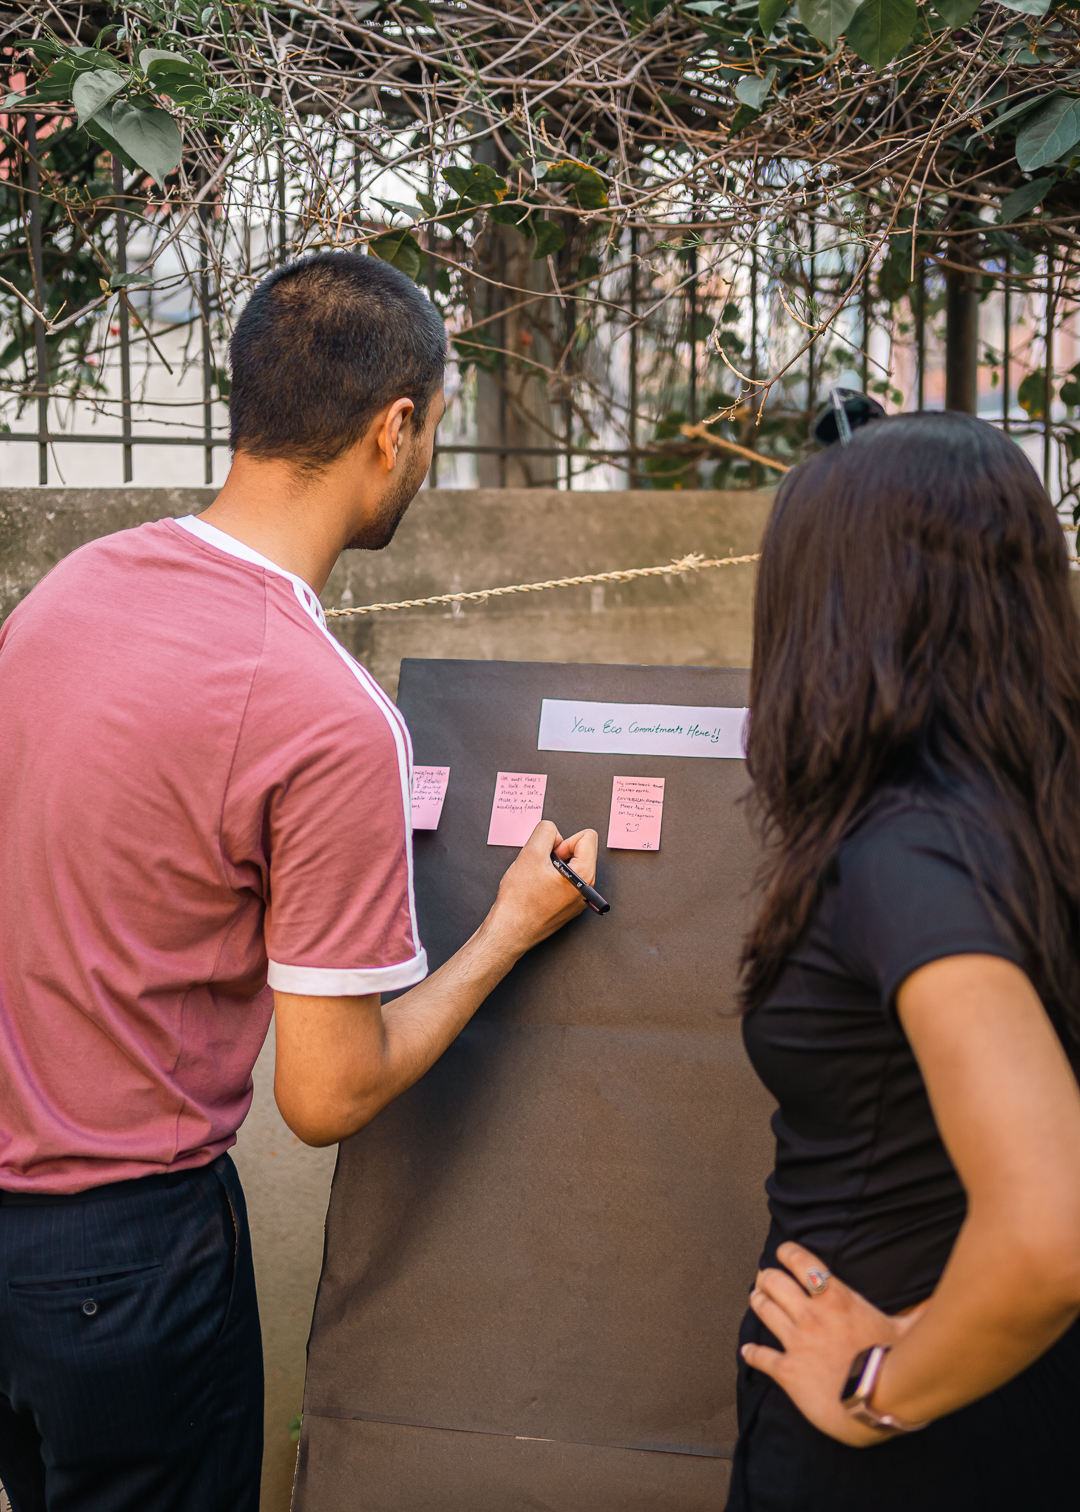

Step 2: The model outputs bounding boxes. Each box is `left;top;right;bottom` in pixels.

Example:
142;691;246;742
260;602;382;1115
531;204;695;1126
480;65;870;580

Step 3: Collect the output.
411;766;450;830
607;776;665;851
487;772;548;846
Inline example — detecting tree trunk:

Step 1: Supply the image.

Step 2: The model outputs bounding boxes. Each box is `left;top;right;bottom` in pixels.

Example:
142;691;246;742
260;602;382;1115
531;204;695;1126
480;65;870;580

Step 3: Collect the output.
945;236;980;415
474;220;560;487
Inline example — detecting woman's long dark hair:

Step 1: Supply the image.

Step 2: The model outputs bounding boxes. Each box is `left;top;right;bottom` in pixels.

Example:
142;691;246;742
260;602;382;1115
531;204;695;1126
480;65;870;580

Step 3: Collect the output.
741;411;1080;1049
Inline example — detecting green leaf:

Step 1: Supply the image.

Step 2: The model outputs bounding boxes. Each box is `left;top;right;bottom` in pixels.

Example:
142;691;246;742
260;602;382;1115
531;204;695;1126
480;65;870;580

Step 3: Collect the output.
489;202;532;229
759;0;789;31
1018;369;1048;419
735;67;777;108
369;230;423;281
729;102;761;132
374;197;424;221
90;100;183;187
72;69;127;129
84;117;139;173
629;0;673;27
442;163;507;205
109;271;154;289
930;0;977;25
799;0;860;45
540;160;609;210
1016;95;1080;172
984;228;1036;275
846;0;916;67
398;0;435;20
437;198;478;234
4;89;73;108
997;0;1050;13
1060;379;1080;407
139;47;200;77
993;92;1051;131
40;60;79;91
997;176;1053;223
417;191;439;216
153;77;211;105
531;219;565;260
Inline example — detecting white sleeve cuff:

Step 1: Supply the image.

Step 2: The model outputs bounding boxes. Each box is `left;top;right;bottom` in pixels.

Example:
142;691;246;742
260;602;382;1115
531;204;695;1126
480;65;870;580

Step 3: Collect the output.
267;949;428;996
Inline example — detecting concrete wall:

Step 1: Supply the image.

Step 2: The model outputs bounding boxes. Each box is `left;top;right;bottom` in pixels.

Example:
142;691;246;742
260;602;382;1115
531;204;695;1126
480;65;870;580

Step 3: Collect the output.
1;485;771;697
0;485;772;1511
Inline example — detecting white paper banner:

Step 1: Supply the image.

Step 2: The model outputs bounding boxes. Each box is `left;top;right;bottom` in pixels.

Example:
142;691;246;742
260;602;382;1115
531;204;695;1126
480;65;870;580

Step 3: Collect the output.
537;699;748;759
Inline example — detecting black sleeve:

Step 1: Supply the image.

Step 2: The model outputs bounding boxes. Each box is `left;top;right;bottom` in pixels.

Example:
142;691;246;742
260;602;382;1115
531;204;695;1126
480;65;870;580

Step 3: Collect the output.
832;802;1025;1015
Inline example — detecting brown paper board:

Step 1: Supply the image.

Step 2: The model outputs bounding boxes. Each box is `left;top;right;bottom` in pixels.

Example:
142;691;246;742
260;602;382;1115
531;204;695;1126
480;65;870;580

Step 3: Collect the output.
296;1416;732;1512
295;661;775;1510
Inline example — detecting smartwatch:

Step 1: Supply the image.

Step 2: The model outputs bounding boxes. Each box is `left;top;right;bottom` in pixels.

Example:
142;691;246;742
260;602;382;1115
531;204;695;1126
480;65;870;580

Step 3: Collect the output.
840;1346;929;1434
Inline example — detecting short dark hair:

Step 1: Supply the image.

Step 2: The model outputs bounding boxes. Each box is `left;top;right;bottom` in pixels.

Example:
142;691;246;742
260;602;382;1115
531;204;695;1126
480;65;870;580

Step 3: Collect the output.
228;252;446;469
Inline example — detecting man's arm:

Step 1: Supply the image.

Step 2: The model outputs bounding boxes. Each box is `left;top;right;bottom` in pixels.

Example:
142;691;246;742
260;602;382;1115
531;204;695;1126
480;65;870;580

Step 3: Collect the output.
273;821;597;1145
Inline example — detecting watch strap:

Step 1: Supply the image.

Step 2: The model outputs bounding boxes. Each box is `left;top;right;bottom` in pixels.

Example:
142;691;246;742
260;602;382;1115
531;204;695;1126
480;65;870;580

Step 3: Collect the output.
840;1345;929;1434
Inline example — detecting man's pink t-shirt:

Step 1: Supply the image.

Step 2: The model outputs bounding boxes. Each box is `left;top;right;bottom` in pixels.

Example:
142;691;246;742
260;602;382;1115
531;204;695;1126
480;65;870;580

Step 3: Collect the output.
0;515;427;1193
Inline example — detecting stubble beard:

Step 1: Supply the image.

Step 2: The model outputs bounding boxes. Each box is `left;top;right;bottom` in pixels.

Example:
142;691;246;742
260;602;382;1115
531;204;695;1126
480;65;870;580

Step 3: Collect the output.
344;440;428;551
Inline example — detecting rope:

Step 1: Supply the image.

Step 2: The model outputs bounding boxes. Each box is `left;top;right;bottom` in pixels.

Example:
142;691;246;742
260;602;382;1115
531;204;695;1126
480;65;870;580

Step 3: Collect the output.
324;547;1080;618
325;551;761;618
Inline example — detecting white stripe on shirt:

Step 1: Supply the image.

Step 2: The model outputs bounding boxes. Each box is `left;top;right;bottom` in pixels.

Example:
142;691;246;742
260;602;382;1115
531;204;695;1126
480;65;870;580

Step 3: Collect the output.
173;514;426;987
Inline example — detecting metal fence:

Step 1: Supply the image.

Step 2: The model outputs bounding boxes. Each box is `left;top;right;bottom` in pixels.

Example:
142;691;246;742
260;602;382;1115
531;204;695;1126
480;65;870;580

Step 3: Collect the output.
6;117;1074;497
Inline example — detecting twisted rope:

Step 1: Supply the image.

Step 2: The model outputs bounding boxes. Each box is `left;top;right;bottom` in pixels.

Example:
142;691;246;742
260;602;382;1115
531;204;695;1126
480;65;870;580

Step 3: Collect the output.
325;550;761;618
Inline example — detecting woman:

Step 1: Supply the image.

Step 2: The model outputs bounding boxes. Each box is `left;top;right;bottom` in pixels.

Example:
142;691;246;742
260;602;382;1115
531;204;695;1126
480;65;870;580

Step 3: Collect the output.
727;412;1080;1510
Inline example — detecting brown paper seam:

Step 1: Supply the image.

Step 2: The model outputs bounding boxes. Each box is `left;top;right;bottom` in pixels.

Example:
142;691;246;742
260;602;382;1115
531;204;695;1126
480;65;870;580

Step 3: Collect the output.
304;1408;734;1461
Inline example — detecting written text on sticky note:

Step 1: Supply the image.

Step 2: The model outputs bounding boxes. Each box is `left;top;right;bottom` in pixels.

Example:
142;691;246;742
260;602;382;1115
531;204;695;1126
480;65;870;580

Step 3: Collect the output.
487;772;548;847
411;766;450;830
607;776;665;851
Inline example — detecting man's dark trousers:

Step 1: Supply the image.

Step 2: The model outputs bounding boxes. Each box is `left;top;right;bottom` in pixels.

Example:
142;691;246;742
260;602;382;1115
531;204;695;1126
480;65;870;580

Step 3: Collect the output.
0;1155;263;1512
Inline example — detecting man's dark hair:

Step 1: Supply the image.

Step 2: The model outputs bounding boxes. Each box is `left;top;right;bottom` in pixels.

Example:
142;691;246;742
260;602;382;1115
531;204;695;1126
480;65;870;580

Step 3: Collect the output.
228;252;446;470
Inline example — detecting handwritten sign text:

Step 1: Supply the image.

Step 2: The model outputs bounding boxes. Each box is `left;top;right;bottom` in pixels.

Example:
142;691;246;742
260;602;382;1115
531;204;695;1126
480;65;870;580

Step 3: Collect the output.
538;699;747;759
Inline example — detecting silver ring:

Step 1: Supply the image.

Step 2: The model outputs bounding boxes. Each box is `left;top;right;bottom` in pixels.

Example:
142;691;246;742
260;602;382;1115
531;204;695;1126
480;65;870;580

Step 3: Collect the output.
805;1267;831;1295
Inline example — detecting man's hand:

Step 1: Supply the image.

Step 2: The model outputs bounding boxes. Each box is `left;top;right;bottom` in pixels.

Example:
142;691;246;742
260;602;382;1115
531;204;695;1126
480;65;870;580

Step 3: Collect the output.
484;820;598;956
273;821;599;1145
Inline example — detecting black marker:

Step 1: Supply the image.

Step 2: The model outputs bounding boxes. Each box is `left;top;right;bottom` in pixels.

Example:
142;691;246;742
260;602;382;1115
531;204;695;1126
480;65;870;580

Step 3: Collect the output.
551;851;610;914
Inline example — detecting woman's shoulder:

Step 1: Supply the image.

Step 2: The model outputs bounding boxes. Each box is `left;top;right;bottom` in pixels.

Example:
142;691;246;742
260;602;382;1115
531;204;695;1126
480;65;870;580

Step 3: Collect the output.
840;780;1004;875
828;781;1022;1004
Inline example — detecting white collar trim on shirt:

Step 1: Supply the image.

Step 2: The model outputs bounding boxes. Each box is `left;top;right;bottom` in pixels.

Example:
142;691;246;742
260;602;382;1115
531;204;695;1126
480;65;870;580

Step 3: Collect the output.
174;514;327;629
173;511;424;961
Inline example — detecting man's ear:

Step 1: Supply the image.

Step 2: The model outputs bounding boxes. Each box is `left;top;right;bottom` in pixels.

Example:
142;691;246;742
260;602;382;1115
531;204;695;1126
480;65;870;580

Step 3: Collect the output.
377;398;416;473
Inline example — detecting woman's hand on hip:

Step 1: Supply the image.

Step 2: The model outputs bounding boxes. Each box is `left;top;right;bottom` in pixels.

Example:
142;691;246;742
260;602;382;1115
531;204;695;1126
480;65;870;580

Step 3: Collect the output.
741;1241;928;1448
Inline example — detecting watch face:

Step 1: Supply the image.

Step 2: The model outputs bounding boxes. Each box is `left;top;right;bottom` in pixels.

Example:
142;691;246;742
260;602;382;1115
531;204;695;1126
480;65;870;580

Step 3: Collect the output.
841;1347;874;1404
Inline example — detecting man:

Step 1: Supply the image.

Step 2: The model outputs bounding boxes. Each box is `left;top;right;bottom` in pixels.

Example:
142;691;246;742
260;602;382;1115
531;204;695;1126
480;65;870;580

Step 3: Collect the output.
0;252;597;1511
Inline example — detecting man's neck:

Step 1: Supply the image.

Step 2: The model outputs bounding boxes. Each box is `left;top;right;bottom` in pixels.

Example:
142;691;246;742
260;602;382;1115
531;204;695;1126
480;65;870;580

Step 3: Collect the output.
197;454;350;595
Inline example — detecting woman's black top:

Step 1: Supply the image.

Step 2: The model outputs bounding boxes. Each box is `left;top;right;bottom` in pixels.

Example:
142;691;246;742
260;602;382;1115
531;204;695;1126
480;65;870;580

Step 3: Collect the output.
742;787;1028;1314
